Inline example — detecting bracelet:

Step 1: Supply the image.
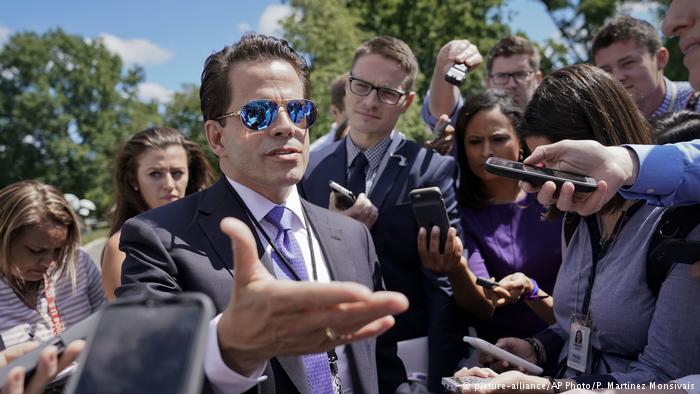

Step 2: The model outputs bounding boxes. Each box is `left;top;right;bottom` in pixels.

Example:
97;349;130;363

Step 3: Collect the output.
525;278;541;300
524;337;544;366
547;376;560;394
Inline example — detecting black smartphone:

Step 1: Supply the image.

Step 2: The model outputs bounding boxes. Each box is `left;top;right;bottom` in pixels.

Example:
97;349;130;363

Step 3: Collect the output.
445;63;469;86
649;239;700;265
409;187;450;253
63;293;215;394
329;180;356;210
485;157;598;193
476;277;500;289
0;312;99;388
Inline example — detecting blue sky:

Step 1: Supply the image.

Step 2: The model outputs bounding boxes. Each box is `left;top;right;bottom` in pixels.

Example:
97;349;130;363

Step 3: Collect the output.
0;0;660;103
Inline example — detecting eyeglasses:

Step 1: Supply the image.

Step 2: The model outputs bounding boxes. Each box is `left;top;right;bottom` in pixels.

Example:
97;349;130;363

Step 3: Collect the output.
489;70;534;85
348;76;407;105
216;99;318;131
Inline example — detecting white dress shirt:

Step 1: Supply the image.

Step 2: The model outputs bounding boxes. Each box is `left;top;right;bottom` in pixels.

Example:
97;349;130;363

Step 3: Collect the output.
203;178;353;393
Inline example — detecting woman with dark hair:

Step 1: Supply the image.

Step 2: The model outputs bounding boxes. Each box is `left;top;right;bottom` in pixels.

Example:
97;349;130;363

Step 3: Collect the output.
652;110;700;144
102;127;216;300
462;64;700;388
422;90;562;340
0;180;105;348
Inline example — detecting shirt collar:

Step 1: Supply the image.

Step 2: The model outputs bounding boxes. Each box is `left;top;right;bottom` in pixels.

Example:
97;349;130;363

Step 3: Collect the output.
225;176;305;229
345;130;394;169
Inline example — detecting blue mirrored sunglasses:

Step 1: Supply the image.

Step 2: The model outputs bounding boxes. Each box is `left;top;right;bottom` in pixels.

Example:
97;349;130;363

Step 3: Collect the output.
215;99;318;131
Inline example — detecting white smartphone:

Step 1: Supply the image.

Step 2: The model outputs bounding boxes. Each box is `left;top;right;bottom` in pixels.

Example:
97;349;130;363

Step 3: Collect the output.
463;336;543;375
485;157;597;193
442;376;489;392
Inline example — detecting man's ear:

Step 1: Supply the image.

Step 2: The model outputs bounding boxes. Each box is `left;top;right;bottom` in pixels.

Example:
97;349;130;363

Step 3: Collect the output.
534;70;544;83
204;120;225;158
655;47;669;70
400;91;417;113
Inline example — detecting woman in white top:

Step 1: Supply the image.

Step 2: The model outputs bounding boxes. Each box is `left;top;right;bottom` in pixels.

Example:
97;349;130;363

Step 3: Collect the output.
0;180;105;349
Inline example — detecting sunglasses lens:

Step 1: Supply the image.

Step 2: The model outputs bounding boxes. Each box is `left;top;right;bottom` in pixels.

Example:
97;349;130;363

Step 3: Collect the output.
286;100;317;129
240;100;278;130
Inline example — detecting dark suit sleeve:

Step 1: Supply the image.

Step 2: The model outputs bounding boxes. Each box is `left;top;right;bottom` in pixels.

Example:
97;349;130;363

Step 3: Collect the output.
423;154;470;391
364;224;409;393
115;217;183;299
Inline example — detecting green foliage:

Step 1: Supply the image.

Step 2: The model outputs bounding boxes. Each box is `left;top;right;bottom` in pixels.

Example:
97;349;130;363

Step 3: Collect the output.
0;28;161;215
161;83;219;171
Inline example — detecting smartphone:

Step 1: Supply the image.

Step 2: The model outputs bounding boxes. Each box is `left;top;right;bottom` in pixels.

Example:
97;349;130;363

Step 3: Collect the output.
476;277;501;289
63;293;215;394
0;313;99;388
485;157;598;193
409;187;450;253
649;239;700;264
442;376;489;392
445;63;469;86
463;336;543;375
329;181;356;210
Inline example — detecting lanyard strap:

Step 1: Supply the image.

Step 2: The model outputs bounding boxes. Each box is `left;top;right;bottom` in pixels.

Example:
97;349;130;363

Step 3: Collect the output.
43;274;65;336
581;201;644;316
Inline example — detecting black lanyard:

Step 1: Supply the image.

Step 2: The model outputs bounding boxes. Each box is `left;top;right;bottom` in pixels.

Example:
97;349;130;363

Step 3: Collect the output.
580;201;644;316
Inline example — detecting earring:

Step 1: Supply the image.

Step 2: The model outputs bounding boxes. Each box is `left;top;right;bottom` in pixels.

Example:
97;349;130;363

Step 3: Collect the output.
133;186;139;191
519;148;525;162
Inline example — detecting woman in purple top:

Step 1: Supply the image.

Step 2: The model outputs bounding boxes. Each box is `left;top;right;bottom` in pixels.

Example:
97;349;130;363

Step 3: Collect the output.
452;90;563;342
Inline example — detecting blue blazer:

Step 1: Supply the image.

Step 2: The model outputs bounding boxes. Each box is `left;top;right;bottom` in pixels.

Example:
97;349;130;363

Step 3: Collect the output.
116;178;403;394
299;133;469;391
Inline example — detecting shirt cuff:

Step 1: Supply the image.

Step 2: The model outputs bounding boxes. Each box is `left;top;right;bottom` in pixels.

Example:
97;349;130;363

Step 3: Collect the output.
621;144;683;201
203;314;267;394
421;91;463;131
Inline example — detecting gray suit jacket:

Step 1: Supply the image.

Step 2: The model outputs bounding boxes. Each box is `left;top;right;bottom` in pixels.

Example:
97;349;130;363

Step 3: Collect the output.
117;178;400;393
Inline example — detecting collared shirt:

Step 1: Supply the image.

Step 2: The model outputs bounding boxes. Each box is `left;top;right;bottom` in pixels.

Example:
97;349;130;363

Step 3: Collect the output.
204;178;353;394
345;133;392;195
651;77;700;118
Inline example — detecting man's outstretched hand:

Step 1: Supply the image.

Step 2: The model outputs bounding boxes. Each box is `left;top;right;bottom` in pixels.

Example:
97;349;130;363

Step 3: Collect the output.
216;217;409;375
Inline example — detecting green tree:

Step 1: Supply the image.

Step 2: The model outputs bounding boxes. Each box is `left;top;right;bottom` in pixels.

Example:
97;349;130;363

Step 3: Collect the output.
0;28;161;215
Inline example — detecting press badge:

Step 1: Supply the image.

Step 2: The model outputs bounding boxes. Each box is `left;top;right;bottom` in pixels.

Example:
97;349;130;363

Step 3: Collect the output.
567;319;591;373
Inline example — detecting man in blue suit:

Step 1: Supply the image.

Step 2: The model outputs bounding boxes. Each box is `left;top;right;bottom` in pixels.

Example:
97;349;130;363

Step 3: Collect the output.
299;36;468;392
116;33;408;393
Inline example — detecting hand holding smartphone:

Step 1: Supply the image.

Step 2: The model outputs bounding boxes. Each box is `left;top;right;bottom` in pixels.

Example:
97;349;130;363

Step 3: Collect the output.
63;293;214;394
463;336;543;375
409;187;450;253
329;181;356;210
485;157;597;193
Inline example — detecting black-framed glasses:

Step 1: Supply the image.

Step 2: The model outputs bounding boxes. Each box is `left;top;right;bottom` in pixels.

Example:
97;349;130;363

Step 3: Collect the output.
489;70;534;85
215;99;318;131
348;76;407;105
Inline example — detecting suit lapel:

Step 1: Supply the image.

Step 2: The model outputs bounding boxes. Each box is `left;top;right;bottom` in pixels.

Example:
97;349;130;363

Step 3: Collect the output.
196;178;266;274
301;200;357;282
369;136;412;210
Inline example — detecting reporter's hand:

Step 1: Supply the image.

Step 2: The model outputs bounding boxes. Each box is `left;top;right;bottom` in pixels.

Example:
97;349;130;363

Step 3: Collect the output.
216;218;409;376
488;273;533;307
457;370;547;394
435;39;483;77
329;192;378;229
1;340;84;394
522;140;639;216
477;337;537;372
417;226;465;275
425;114;455;155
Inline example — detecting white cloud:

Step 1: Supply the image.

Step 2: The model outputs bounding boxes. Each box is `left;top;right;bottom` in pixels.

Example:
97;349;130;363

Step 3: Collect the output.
99;33;173;66
0;25;12;48
258;4;292;36
617;1;660;17
137;82;174;104
238;22;251;32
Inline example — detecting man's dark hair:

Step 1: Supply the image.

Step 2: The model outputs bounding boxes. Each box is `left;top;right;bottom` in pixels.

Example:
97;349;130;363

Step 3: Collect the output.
330;73;348;112
200;33;311;125
351;36;419;90
486;36;540;74
591;15;662;58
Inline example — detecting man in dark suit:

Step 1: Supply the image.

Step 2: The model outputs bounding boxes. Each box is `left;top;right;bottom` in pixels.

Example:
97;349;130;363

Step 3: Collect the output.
116;33;408;393
299;36;469;392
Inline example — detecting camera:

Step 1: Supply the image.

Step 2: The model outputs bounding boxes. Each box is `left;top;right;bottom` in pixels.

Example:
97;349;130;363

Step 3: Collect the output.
444;63;469;86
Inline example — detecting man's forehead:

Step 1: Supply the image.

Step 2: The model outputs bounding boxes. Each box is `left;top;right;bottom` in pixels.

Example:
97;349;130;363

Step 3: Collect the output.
228;60;304;102
351;54;409;88
490;54;533;72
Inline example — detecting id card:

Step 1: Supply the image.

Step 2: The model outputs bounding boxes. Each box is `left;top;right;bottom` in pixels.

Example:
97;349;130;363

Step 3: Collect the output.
567;320;591;373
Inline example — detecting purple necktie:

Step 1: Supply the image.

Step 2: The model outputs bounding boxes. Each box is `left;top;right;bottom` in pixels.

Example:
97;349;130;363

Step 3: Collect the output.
265;206;333;394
